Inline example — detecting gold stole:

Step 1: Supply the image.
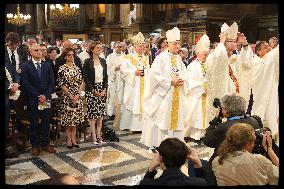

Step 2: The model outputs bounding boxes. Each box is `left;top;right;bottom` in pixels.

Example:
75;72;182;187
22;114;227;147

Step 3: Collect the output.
129;55;146;113
170;56;180;130
200;62;207;129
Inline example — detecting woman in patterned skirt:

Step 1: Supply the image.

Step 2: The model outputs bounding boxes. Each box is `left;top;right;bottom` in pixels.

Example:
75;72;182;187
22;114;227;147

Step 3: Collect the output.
58;47;85;149
83;41;108;144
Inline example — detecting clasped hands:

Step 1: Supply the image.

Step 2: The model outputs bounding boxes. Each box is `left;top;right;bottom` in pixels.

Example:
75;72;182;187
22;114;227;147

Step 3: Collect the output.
135;69;144;76
9;83;19;95
93;89;106;97
38;95;46;104
171;77;184;87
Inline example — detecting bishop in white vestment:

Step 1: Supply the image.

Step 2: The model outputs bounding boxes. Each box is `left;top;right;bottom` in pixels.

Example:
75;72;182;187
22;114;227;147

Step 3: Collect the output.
140;27;187;147
120;32;150;131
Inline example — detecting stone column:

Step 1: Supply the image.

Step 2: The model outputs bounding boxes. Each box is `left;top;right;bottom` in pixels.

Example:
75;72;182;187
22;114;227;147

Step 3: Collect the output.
135;4;143;22
120;4;130;26
165;4;174;21
77;4;86;31
36;4;45;32
105;4;115;23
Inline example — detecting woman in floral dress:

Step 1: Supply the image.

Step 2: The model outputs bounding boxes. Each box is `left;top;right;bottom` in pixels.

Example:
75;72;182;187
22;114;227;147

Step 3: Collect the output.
58;47;85;149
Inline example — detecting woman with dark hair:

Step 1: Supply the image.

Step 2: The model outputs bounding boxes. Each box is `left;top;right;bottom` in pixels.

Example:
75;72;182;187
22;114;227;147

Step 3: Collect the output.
155;37;168;57
47;47;58;78
57;47;85;149
83;41;108;144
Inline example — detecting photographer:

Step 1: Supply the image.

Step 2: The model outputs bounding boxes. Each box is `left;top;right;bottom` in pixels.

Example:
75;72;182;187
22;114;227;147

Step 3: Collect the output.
212;123;279;185
204;93;262;159
140;138;207;186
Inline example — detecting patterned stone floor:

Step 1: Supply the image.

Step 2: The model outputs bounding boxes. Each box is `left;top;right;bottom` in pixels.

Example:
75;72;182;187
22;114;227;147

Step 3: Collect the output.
5;119;214;185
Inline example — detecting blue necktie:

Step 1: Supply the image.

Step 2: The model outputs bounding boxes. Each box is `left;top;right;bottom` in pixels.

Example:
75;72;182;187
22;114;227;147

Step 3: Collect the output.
36;62;41;78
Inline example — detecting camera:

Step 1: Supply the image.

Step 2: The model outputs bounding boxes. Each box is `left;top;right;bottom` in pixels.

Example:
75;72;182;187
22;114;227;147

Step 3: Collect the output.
252;127;272;155
213;98;221;108
213;98;223;118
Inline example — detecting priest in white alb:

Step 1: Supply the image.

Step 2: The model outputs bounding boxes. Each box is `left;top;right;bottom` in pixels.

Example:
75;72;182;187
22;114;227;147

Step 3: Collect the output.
119;32;150;131
106;42;125;117
252;41;279;143
183;34;210;140
140;27;187;148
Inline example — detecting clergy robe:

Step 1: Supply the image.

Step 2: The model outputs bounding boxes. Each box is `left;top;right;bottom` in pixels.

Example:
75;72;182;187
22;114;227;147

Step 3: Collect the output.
119;52;149;131
251;45;279;136
140;51;187;147
106;51;125;116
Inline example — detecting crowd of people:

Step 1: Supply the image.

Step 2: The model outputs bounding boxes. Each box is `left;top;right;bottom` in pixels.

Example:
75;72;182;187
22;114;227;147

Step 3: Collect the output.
5;21;279;185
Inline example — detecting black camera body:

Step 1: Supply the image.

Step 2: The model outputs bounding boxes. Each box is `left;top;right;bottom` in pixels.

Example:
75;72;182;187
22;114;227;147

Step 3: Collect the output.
213;98;223;118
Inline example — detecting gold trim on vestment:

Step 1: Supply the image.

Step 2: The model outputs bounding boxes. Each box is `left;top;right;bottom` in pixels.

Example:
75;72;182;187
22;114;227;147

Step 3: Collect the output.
170;56;180;131
129;54;147;114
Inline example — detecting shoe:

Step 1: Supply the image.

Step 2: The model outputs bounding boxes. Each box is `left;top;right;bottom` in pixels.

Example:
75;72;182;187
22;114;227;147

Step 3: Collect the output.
41;146;56;153
72;143;80;148
93;141;99;145
6;149;19;158
98;138;106;144
31;147;40;156
67;145;73;149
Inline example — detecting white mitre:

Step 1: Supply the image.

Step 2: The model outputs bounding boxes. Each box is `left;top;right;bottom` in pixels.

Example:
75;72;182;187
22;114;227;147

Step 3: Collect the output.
195;34;210;54
131;32;145;46
221;22;238;41
166;27;180;42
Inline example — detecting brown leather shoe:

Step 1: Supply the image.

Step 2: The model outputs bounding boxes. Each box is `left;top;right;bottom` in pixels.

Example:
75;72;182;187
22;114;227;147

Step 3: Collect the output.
32;148;40;156
41;146;56;153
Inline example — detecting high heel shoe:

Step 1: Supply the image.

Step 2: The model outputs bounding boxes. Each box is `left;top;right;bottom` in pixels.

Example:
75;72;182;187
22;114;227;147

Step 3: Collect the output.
98;138;106;144
72;143;80;148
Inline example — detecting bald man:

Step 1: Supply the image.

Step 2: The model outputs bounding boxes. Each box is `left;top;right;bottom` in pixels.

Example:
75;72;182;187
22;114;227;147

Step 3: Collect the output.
21;43;55;156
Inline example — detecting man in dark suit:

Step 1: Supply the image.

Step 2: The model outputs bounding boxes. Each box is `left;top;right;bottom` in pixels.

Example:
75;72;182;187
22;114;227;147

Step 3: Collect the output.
5;57;20;158
54;40;82;85
21;43;56;156
5;32;26;133
139;138;207;186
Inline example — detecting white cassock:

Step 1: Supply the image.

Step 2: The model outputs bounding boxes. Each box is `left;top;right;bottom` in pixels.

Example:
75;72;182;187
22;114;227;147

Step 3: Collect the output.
140;51;187;147
204;43;230;124
106;51;125;116
183;59;207;140
233;46;255;104
252;45;279;136
119;52;149;131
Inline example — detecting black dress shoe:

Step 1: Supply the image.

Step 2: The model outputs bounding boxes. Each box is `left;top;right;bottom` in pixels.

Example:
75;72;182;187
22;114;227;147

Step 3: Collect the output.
67;145;73;149
72;144;80;148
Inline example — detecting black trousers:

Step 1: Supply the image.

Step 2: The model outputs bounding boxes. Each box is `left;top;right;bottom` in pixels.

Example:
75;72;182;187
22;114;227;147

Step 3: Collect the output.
28;106;52;148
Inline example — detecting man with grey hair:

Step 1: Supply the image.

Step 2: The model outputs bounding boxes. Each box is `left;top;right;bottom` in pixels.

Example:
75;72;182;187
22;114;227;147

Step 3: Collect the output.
202;93;263;185
268;37;278;49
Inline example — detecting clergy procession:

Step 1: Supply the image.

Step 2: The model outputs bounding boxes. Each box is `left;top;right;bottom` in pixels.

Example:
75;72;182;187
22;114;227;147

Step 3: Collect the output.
5;22;279;185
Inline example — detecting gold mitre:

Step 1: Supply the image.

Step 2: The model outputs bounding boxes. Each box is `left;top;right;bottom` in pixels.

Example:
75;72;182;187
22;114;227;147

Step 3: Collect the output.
221;22;238;41
195;34;210;53
131;32;145;46
166;27;180;43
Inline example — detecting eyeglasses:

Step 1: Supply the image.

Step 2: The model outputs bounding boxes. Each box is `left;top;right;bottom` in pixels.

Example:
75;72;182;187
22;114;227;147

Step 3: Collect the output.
33;49;43;52
67;54;74;57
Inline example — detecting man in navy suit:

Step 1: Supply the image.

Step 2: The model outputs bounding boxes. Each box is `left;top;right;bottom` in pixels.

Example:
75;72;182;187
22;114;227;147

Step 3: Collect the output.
21;43;56;156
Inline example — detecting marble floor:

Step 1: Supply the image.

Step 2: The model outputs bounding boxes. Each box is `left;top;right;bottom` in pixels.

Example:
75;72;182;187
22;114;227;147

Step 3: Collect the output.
5;119;214;185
